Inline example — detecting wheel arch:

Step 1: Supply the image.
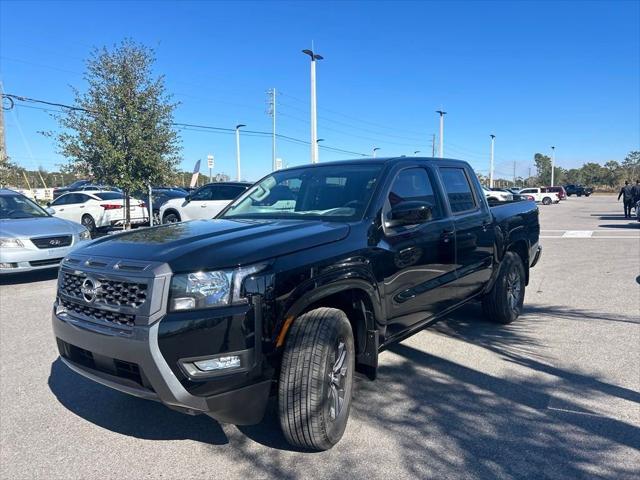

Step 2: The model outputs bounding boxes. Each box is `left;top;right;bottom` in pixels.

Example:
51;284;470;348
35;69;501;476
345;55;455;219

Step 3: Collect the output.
279;281;381;379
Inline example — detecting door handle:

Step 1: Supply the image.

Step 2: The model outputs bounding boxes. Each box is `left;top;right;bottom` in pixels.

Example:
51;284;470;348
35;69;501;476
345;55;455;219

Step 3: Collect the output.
80;206;85;209
441;229;454;243
201;204;208;207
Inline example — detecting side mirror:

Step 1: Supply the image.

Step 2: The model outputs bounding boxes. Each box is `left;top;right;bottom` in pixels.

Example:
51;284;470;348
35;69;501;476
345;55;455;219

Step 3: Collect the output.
184;194;191;203
386;201;433;228
46;202;51;207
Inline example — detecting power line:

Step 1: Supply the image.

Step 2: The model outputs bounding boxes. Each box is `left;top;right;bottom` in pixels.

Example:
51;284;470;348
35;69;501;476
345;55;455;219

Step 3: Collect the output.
2;92;370;159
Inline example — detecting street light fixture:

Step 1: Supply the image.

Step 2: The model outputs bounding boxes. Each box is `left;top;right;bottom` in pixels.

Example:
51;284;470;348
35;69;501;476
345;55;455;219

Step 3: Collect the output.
302;48;323;163
316;138;325;162
235;124;246;181
373;147;380;158
414;150;421;155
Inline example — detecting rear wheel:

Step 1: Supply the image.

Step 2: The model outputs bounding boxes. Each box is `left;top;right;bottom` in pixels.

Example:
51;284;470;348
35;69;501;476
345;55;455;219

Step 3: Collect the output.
163;211;180;223
542;196;552;205
482;251;526;324
81;214;97;238
278;307;355;451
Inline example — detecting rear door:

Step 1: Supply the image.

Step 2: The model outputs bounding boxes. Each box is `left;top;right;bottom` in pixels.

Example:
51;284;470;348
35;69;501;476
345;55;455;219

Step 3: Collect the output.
438;165;495;302
377;166;458;337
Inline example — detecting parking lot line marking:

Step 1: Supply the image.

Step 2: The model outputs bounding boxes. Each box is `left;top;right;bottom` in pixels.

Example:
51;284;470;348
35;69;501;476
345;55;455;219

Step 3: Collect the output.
540;236;640;239
562;230;593;238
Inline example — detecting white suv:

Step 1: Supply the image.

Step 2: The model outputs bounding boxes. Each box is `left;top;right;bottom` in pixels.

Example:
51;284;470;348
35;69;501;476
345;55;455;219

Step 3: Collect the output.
160;182;251;223
518;188;559;205
482;186;513;202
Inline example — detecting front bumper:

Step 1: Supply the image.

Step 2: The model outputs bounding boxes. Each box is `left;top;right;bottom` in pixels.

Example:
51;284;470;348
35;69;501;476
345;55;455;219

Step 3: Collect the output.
52;306;272;424
0;240;85;274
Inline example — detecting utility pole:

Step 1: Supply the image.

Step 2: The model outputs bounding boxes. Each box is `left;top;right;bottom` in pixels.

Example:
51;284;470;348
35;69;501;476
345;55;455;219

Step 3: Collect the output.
436;110;446;158
431;134;436;157
267;88;277;171
235;124;246;181
302;47;323;163
528;166;532;187
513;160;516;186
0;81;6;166
373;147;380;158
550;146;555;187
489;134;496;188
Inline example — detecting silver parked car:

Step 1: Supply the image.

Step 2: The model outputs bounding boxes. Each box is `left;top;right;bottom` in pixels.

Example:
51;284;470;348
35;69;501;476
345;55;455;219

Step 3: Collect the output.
0;189;91;274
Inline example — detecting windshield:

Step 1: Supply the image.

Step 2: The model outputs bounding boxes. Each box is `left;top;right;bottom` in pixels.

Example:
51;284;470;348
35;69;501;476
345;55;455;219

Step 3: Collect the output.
0;194;50;219
222;164;383;221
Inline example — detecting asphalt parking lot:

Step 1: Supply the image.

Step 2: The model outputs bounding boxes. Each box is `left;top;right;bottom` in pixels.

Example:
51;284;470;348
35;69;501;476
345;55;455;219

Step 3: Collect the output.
1;195;638;480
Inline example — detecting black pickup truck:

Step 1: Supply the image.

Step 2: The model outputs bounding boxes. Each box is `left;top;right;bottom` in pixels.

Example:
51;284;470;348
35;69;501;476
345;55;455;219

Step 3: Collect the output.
52;158;541;450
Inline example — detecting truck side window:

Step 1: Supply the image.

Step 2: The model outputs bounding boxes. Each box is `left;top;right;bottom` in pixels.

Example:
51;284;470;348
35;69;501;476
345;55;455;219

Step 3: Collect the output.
386;168;441;219
440;167;477;213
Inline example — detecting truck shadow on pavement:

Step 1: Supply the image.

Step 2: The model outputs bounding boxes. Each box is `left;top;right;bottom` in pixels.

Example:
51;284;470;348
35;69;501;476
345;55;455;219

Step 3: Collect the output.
231;303;640;479
48;303;640;479
47;359;229;445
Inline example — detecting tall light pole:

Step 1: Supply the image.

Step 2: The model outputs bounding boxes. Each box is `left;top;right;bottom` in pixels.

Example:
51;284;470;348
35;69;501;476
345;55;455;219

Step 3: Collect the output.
373;147;380;158
436;110;446;158
268;88;277;171
302;48;323;163
316;138;324;162
414;150;421;155
550;146;555;187
235;124;246;181
489;134;496;188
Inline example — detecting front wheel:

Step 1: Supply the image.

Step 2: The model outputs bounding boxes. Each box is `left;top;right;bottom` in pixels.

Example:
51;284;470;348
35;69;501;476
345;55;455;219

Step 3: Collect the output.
163;212;180;223
482;252;526;324
278;307;355;451
81;214;97;238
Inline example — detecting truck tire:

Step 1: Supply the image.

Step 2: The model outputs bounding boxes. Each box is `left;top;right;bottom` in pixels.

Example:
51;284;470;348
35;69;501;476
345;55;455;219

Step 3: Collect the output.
278;307;355;451
482;251;525;324
542;196;552;205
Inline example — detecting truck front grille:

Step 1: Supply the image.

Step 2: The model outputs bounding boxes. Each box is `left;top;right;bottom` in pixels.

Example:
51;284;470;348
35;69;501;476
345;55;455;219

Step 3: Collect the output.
61;271;147;308
60;298;135;327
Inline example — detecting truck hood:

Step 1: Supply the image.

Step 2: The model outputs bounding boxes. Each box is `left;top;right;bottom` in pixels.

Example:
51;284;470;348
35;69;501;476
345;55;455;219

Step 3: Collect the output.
75;218;350;271
0;216;83;238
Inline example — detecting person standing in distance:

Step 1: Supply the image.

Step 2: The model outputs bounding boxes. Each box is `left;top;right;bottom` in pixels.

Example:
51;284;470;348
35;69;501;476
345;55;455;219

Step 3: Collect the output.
632;179;640;221
617;180;634;218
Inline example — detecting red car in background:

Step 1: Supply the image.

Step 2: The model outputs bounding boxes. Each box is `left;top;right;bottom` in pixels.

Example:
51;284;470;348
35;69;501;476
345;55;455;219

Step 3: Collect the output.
543;186;567;200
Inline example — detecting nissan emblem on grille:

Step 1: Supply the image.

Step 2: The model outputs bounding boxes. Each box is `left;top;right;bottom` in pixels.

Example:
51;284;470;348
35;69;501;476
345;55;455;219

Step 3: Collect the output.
80;277;101;303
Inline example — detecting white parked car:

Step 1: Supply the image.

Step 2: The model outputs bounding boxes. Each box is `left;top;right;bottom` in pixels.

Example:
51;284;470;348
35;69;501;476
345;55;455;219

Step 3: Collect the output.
160;182;251;223
482;186;513;202
517;188;559;205
46;191;147;236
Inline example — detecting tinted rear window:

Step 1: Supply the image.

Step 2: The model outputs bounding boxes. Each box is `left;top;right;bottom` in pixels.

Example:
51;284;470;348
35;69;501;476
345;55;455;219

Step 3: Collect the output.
439;167;477;213
94;192;124;200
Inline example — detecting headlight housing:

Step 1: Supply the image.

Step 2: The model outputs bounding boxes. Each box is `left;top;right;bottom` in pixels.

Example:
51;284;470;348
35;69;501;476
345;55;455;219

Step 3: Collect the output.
78;228;91;240
0;238;24;248
169;264;266;311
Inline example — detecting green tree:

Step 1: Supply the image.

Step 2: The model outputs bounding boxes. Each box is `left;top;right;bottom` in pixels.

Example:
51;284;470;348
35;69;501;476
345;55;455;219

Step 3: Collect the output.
534;153;552;185
622;151;639;181
603;160;622;188
55;39;180;227
581;162;604;186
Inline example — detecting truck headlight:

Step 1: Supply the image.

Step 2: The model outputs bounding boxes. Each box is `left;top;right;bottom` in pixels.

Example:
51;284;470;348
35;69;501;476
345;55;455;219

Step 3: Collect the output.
0;238;24;248
169;264;266;311
79;229;91;240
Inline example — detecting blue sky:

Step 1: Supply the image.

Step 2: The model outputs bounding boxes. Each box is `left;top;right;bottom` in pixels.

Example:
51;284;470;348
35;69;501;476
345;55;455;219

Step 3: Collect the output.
1;0;638;182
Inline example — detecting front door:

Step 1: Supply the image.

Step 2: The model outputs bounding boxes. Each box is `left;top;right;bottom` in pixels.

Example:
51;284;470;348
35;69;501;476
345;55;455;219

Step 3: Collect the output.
377;167;458;338
182;186;214;220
